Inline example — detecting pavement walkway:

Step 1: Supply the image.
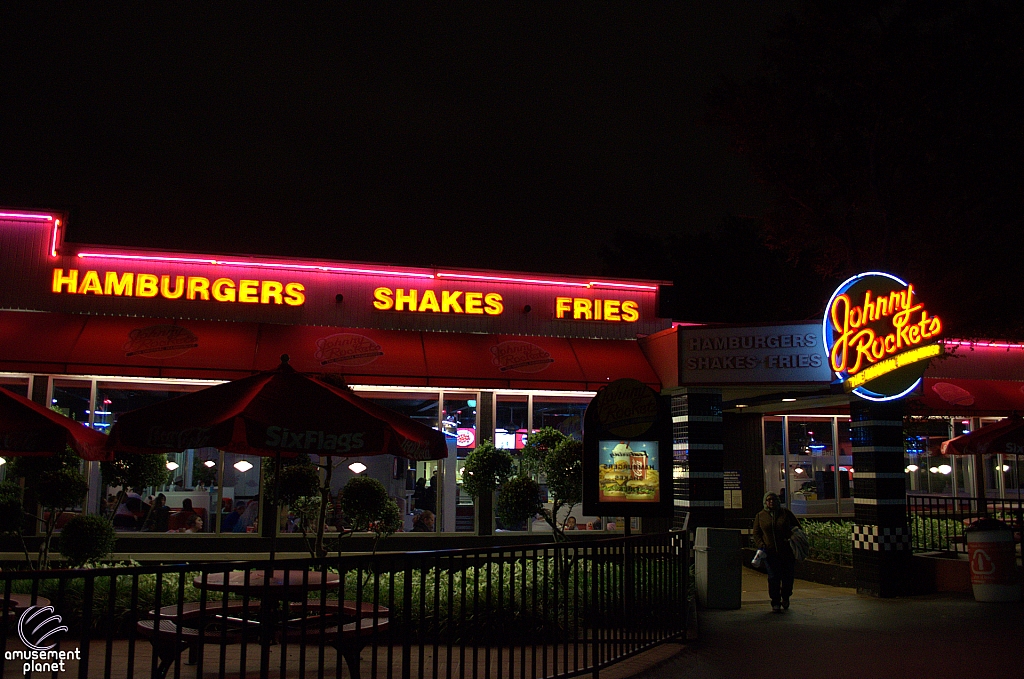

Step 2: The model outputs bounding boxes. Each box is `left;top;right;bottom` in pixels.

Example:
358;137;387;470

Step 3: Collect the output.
626;566;1024;679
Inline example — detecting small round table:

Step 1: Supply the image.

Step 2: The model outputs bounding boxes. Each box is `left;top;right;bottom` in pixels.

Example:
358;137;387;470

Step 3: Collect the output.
193;570;341;598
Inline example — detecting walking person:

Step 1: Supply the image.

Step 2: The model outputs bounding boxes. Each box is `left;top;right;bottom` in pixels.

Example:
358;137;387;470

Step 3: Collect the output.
751;491;800;613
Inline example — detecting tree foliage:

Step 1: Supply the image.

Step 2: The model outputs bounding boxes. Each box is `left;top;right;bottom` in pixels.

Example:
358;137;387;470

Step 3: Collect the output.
340;476;401;539
59;514;117;567
8;446;90;568
100;452;172;494
461;441;514;499
495;476;543;529
706;0;1024;337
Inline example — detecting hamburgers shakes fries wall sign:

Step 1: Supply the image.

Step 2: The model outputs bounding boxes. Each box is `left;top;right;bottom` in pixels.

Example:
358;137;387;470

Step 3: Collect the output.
823;272;943;402
582;379;672;518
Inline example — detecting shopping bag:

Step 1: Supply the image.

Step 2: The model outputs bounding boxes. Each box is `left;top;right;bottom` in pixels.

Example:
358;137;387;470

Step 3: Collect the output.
789;526;809;561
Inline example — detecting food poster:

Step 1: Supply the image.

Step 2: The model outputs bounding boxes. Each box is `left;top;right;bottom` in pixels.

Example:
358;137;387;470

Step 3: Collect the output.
597;440;659;502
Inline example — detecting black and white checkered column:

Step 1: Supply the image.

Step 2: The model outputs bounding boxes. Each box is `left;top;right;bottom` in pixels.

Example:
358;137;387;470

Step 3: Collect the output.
850;398;911;597
672;388;723;529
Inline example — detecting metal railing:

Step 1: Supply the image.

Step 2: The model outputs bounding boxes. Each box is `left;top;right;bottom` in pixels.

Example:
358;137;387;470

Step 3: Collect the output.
0;531;689;679
908;495;1024;554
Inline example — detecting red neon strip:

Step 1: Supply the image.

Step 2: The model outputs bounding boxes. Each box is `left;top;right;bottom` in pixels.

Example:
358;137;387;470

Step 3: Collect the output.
588;280;659;291
50;219;61;257
76;251;435;279
944;340;1024;350
436;272;589;288
0;212;53;221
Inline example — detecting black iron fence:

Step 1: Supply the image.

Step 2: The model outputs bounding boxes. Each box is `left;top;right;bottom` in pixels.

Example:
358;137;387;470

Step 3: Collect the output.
908;495;1024;554
0;531;689;679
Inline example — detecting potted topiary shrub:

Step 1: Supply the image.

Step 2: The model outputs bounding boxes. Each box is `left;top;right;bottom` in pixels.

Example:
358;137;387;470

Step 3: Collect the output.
339;475;402;555
8;447;90;569
461;441;514;536
59;514;117;567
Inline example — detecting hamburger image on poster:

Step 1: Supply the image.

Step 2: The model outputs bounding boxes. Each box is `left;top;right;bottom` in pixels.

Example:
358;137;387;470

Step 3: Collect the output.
599;440;659;502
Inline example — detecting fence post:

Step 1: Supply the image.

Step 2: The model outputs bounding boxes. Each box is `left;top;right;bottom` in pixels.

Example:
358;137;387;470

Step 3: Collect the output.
402;556;413;679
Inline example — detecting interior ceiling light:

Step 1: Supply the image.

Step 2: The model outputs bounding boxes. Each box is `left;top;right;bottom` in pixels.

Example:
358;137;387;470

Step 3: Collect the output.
937;464;952;475
907;464;919;472
204;460;216;468
233;460;254;473
0;458;6;467
782;398;797;402
165;461;179;471
348;462;367;474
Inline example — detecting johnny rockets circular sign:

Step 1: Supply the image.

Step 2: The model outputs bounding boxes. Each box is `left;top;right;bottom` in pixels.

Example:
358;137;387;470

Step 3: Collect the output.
822;272;943;402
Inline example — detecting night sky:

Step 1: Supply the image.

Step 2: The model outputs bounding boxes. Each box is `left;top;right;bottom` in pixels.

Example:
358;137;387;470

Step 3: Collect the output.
0;4;782;277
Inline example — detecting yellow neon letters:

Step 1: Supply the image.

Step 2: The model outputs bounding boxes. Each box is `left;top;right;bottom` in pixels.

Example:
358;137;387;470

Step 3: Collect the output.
372;287;504;315
554;297;639;322
828;285;941;376
51;268;305;306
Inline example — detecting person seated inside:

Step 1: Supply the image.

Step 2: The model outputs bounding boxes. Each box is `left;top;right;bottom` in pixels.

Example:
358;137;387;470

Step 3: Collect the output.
233;498;259;533
170;497;197;522
143;493;171;532
564;516;577;531
113;490;146;529
176;513;203;533
221;501;246;532
411;510;435;532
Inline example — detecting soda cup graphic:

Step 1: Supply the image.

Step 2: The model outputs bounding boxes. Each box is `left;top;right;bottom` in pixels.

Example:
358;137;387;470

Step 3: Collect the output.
630;451;648;480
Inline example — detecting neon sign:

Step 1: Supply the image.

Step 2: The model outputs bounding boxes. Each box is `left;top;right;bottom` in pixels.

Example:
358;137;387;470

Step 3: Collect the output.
52;269;305;306
555;297;639;322
823;272;942;401
372;287;504;315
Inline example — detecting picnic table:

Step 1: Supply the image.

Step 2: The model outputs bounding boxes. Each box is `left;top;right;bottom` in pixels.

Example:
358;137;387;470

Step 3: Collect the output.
137;570;388;679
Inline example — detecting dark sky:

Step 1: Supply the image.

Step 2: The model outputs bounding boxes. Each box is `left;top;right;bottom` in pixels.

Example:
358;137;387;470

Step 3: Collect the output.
0;4;783;277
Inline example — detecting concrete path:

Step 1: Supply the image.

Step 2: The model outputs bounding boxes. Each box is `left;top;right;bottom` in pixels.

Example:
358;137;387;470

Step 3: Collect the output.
627;567;1024;679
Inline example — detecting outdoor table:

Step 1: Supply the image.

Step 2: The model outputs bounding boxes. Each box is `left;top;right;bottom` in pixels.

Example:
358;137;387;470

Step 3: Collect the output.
193;569;341;598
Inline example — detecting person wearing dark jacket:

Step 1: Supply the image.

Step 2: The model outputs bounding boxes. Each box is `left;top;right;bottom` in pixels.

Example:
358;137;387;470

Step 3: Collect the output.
751;491;801;612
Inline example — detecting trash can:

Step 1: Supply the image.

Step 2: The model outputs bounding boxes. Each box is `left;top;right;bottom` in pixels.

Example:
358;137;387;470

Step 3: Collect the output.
965;518;1021;602
694;527;742;609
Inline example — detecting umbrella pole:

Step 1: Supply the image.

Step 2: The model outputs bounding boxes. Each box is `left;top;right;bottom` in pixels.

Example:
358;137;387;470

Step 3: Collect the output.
268;449;282;562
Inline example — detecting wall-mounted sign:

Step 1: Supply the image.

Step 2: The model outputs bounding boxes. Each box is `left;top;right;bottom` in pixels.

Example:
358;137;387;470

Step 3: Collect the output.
4;219;668;340
372;287;504;315
123;325;199;359
554;297;640;322
314;333;383;368
583;379;672;518
679;323;831;384
823;272;943;401
53;268;305;305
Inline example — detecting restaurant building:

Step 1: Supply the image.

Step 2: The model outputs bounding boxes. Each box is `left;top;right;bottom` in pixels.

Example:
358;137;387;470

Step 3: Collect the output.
2;208;1022;572
0;209;669;536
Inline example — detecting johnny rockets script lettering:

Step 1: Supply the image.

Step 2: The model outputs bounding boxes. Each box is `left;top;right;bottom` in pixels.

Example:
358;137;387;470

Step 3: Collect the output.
827;284;941;377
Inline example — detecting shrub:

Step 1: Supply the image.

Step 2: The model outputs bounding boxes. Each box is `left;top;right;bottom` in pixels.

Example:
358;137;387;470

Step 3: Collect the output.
340;476;401;538
496;476;543;528
59;514;117;567
461;441;514;499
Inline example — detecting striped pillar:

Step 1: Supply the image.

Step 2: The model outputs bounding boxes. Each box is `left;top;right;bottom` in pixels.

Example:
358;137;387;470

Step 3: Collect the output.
672;388;723;529
850;398;911;597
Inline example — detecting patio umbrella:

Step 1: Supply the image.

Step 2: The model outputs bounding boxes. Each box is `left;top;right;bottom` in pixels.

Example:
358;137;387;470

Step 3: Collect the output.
940;415;1024;456
106;355;447;461
0;387;110;461
106;355;448;556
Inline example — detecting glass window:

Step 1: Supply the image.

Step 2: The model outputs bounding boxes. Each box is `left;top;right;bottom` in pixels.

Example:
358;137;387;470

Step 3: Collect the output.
494;394;529;450
0;376;30;398
532;397;587;440
52;378;92;428
786;417;838;516
94;380;210;435
762;416;784;500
